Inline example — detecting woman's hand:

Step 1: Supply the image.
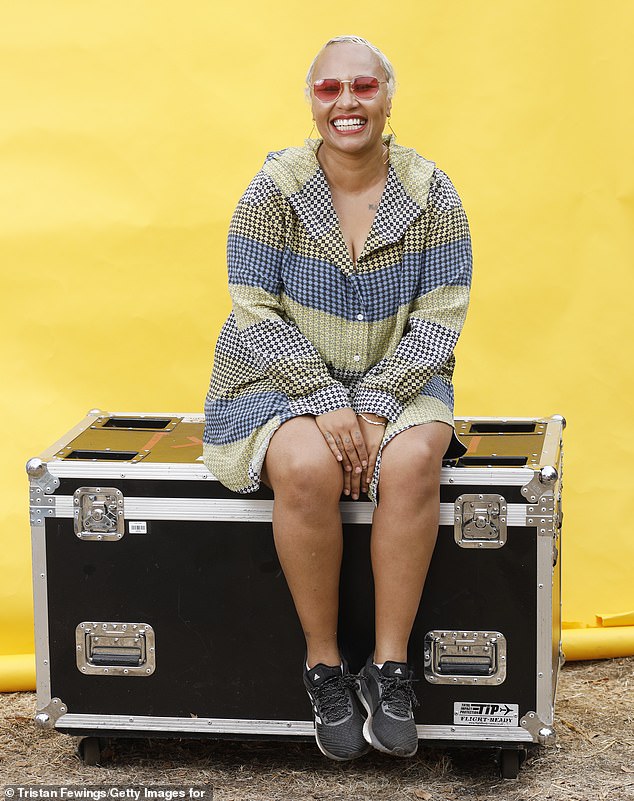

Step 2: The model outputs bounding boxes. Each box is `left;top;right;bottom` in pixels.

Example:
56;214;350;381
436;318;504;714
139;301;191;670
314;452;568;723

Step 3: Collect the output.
315;408;368;499
357;413;387;494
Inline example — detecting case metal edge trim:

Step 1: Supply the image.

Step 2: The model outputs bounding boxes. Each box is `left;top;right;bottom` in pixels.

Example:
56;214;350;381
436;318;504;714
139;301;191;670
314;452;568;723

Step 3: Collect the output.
31;521;52;710
536;526;555;727
56;713;314;736
48;497;530;527
541;418;564;469
52;713;533;742
44;461;537;486
417;724;532;742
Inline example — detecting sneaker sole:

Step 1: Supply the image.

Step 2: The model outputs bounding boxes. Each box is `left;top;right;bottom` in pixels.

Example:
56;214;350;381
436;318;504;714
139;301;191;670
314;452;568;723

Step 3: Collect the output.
357;684;419;757
306;690;371;762
314;728;371;761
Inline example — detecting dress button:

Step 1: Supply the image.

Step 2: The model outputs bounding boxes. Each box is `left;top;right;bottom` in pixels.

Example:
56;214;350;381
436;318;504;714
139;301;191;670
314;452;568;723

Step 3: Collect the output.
353;354;361;362
356;313;364;321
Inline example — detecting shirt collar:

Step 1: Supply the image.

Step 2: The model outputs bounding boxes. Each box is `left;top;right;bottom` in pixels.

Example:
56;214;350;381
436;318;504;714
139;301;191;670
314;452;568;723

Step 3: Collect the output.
263;136;436;271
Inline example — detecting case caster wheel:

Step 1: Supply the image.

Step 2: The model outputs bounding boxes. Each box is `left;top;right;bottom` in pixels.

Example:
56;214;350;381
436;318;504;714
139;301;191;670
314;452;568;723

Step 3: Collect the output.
499;747;526;779
78;736;102;766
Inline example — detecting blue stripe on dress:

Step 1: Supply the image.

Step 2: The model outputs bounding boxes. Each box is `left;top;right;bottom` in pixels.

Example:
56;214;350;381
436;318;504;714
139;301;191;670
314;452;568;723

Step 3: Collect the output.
410;239;472;294
420;374;454;410
204;391;289;445
228;236;282;295
282;257;406;321
228;234;470;322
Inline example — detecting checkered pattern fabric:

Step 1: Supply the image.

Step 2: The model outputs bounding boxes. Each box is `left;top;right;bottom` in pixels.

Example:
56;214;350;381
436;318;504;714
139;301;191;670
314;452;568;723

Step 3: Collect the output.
203;137;472;498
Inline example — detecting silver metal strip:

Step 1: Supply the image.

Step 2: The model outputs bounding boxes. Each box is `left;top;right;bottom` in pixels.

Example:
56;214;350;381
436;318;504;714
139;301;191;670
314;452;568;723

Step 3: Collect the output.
536;530;555;725
55;713;531;742
443;467;534;487
45;461;214;481
417;724;533;742
458;416;551;423
51;497;530;527
44;459;534;486
30;521;52;708
57;713;314;736
541;418;563;469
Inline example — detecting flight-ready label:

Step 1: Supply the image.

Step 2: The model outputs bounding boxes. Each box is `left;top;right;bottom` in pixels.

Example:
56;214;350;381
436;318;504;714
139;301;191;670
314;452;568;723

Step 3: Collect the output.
453;702;519;726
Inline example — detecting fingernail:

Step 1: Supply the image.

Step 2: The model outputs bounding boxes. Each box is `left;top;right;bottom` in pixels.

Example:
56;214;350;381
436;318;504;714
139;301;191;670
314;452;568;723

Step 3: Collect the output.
352;494;358;500
345;465;352;471
362;461;368;468
344;489;350;495
355;467;362;473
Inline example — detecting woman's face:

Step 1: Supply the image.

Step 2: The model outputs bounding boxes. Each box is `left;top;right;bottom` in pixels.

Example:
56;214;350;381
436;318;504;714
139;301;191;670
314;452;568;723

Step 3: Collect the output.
310;42;392;158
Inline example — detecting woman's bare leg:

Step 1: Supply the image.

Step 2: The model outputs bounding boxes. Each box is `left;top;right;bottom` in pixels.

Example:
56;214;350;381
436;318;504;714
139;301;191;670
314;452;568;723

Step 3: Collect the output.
263;416;344;668
370;422;452;664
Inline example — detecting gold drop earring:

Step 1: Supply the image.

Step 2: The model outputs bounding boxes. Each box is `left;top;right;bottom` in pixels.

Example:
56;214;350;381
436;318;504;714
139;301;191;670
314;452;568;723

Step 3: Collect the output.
387;116;397;138
307;120;316;139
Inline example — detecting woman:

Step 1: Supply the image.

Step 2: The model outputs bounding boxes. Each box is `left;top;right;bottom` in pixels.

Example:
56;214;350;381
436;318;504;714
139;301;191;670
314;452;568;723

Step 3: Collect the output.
203;35;472;761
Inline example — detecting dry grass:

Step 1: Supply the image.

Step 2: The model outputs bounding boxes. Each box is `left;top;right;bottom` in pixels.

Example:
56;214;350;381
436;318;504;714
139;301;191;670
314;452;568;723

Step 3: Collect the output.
1;658;633;800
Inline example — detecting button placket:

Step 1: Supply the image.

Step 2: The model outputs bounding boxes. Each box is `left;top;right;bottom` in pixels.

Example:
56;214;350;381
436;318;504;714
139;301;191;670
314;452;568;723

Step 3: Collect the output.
349;273;368;368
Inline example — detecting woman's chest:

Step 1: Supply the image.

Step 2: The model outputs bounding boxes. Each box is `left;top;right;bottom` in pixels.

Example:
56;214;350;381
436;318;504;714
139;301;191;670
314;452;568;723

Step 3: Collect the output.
329;185;384;265
279;225;423;321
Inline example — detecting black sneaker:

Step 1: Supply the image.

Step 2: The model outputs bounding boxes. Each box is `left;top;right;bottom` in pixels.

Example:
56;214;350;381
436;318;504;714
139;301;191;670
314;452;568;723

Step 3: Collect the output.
357;658;419;756
303;662;370;761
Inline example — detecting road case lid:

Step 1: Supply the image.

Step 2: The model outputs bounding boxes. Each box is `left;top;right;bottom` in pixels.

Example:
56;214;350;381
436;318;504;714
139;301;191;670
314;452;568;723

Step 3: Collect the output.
28;411;564;487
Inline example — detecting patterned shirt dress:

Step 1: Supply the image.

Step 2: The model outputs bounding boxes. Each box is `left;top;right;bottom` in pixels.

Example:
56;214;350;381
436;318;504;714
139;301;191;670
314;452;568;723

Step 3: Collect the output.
203;137;472;501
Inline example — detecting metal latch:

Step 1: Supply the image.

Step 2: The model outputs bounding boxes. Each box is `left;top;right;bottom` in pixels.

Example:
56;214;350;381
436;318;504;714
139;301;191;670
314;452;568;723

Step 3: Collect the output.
75;622;156;676
424;630;507;685
74;487;124;540
454;494;507;548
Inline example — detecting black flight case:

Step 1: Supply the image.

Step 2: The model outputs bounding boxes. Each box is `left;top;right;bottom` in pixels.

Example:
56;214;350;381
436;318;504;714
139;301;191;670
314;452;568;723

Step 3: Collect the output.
27;411;565;778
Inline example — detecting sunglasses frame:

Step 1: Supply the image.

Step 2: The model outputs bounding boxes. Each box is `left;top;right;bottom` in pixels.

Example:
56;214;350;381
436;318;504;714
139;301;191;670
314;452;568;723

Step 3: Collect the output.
312;76;387;103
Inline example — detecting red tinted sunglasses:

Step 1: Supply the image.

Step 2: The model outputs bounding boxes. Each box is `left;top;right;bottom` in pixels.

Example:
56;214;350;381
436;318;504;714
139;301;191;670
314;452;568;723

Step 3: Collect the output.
312;76;386;103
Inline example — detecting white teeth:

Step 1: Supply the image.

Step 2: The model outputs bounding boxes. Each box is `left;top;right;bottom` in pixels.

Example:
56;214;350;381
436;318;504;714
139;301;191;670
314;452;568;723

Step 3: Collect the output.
332;118;366;131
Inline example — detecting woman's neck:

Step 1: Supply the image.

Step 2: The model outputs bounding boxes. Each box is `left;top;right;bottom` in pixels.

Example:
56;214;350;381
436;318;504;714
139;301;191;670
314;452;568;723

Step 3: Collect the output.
317;141;388;194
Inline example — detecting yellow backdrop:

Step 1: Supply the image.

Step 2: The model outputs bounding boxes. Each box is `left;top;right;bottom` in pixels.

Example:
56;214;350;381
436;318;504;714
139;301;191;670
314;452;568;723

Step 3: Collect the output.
2;0;633;690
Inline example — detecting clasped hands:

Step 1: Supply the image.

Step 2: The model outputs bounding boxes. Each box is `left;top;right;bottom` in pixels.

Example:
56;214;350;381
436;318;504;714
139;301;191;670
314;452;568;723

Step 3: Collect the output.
315;407;387;499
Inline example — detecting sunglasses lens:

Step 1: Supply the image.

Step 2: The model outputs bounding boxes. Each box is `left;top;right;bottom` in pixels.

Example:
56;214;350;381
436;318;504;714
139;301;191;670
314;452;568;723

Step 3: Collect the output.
352;77;380;98
313;79;342;102
313;77;381;102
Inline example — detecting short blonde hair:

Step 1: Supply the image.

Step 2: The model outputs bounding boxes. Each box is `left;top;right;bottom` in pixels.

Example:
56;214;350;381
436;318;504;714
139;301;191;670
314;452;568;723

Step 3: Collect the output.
305;35;396;100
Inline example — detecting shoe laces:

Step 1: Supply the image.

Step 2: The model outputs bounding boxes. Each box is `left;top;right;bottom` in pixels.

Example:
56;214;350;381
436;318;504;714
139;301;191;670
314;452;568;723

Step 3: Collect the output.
312;674;357;723
380;676;420;717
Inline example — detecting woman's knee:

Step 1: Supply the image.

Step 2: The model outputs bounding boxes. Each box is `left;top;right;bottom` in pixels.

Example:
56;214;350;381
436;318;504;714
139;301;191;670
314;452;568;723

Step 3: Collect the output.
264;417;343;498
379;423;451;496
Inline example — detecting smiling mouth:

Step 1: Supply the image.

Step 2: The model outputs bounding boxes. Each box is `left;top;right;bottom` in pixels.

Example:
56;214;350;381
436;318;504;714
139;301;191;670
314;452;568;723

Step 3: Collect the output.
331;117;367;132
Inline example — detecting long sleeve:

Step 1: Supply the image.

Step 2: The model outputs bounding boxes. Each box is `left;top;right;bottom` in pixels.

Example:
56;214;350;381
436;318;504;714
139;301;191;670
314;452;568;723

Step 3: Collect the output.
227;172;350;416
351;169;472;422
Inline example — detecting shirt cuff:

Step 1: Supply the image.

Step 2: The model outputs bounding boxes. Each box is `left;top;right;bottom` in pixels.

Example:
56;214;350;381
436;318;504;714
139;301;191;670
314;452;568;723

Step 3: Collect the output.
288;383;351;417
352;387;403;423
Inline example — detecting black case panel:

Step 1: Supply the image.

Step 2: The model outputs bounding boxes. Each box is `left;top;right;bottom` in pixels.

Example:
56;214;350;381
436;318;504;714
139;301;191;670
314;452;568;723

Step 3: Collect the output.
46;513;537;725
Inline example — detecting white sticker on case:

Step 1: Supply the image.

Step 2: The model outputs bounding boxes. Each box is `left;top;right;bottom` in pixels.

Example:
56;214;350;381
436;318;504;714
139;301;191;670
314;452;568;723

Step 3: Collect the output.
129;521;148;534
454;702;519;726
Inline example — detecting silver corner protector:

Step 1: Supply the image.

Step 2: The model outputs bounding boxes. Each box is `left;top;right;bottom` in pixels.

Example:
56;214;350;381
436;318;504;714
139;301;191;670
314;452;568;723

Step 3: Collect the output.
34;697;68;729
88;408;105;416
26;458;60;494
551;414;566;429
520;711;556;745
521;468;557;504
